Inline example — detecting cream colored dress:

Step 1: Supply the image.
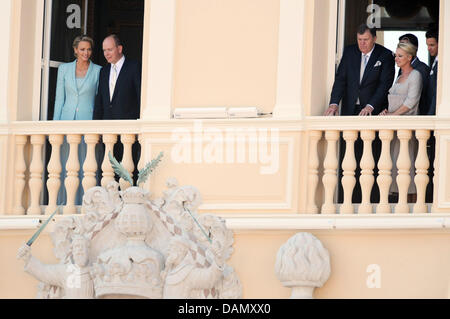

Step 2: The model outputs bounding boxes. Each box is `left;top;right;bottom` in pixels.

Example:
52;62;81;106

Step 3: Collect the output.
389;69;423;194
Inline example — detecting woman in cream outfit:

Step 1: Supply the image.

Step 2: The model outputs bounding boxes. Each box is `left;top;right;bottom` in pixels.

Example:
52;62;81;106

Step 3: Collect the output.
379;42;423;202
53;35;101;205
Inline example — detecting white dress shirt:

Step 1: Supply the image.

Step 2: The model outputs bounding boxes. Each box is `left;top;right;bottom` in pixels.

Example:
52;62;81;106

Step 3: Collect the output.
109;55;126;100
357;45;375;107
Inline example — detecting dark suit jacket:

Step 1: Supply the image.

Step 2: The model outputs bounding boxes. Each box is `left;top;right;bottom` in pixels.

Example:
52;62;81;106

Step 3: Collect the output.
427;59;438;115
329;44;395;115
399;57;430;115
94;58;142;120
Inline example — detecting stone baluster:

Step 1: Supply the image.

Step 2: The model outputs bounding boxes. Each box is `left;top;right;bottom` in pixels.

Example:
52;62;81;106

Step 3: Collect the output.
45;135;63;215
395;130;412;214
13;135;28;215
376;130;394;214
413;130;430;214
306;131;322;214
82;134;100;194
119;134;136;190
101;134;118;188
137;134;147;190
27;135;45;215
340;131;357;214
321;131;339;214
358;130;375;214
64;135;81;215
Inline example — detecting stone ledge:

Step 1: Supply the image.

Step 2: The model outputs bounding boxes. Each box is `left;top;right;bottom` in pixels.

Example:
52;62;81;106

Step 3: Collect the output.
1;214;450;231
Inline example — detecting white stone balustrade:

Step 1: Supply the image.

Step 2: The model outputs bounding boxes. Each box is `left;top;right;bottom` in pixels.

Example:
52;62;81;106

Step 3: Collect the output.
64;135;81;215
45;135;63;215
321;131;339;214
11;129;142;216
340;130;358;214
101;134;118;188
82;134;100;192
119;134;136;190
376;130;394;214
359;130;375;214
306;131;322;214
302;127;432;216
13;135;28;215
413;130;430;214
395;130;412;214
9;122;434;217
27;135;45;215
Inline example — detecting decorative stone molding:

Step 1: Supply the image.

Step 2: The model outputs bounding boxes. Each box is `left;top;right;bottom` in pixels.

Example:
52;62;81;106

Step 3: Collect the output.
17;179;242;299
275;232;330;299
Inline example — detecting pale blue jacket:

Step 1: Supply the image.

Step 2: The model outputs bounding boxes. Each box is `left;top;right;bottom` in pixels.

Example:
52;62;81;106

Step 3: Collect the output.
53;60;101;120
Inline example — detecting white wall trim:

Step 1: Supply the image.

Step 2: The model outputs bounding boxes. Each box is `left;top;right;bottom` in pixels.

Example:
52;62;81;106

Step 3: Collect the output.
1;215;450;231
0;0;12;124
141;0;176;120
436;0;447;116
272;0;306;119
224;214;450;231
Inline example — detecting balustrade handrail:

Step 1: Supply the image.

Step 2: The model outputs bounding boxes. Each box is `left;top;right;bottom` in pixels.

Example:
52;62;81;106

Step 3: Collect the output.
8;120;141;135
304;116;441;131
1;116;449;135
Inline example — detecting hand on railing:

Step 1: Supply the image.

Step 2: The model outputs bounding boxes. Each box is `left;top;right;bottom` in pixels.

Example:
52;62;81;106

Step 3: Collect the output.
379;109;388;116
323;104;339;116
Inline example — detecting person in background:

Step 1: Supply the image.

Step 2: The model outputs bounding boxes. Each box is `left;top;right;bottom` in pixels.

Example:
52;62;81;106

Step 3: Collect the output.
426;29;439;116
325;23;395;204
325;23;395;116
379;42;423;203
424;28;439;204
93;34;141;120
53;35;101;206
398;33;430;115
93;34;142;185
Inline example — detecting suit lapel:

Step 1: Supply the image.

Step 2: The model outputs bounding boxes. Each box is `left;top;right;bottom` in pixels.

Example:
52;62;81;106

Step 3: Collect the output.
354;47;362;84
361;45;380;85
105;64;112;101
111;59;128;102
70;60;78;95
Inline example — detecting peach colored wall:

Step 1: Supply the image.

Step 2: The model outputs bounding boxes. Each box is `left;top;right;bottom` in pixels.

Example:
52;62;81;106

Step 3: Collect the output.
172;0;280;114
2;229;450;298
14;0;39;121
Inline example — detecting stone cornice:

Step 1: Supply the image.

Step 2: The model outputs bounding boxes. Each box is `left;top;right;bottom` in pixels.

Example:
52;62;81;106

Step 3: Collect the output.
2;214;450;231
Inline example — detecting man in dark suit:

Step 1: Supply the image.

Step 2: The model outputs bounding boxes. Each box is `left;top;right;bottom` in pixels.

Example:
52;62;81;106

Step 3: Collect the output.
325;24;395;204
325;24;395;116
398;34;430;116
426;29;438;116
94;34;142;120
94;35;142;184
425;29;439;203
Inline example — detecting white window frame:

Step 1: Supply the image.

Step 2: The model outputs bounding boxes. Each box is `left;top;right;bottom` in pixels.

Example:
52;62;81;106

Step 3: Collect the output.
38;0;89;121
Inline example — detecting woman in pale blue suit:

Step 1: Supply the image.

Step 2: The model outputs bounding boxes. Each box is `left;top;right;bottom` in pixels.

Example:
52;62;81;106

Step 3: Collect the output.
53;35;101;206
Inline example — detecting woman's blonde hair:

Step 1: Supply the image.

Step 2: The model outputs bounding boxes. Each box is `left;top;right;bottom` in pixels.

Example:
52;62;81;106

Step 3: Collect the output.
72;35;94;57
397;41;417;58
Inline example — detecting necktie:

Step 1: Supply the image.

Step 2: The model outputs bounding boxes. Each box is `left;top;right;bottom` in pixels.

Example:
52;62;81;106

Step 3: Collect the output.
360;54;369;83
110;64;117;101
430;59;437;76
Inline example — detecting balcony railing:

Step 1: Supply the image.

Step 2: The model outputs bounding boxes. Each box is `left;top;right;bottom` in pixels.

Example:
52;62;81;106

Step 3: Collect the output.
2;117;445;216
304;116;438;214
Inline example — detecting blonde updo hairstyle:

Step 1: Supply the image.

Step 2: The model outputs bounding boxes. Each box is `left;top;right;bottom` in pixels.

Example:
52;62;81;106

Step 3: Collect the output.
72;35;94;58
397;41;418;59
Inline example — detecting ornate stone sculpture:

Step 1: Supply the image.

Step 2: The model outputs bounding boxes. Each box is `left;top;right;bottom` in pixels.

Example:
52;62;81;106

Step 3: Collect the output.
275;232;330;299
17;235;94;299
17;178;242;299
161;236;223;298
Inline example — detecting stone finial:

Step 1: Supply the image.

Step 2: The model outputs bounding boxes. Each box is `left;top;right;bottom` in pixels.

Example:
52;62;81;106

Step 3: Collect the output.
275;232;330;299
